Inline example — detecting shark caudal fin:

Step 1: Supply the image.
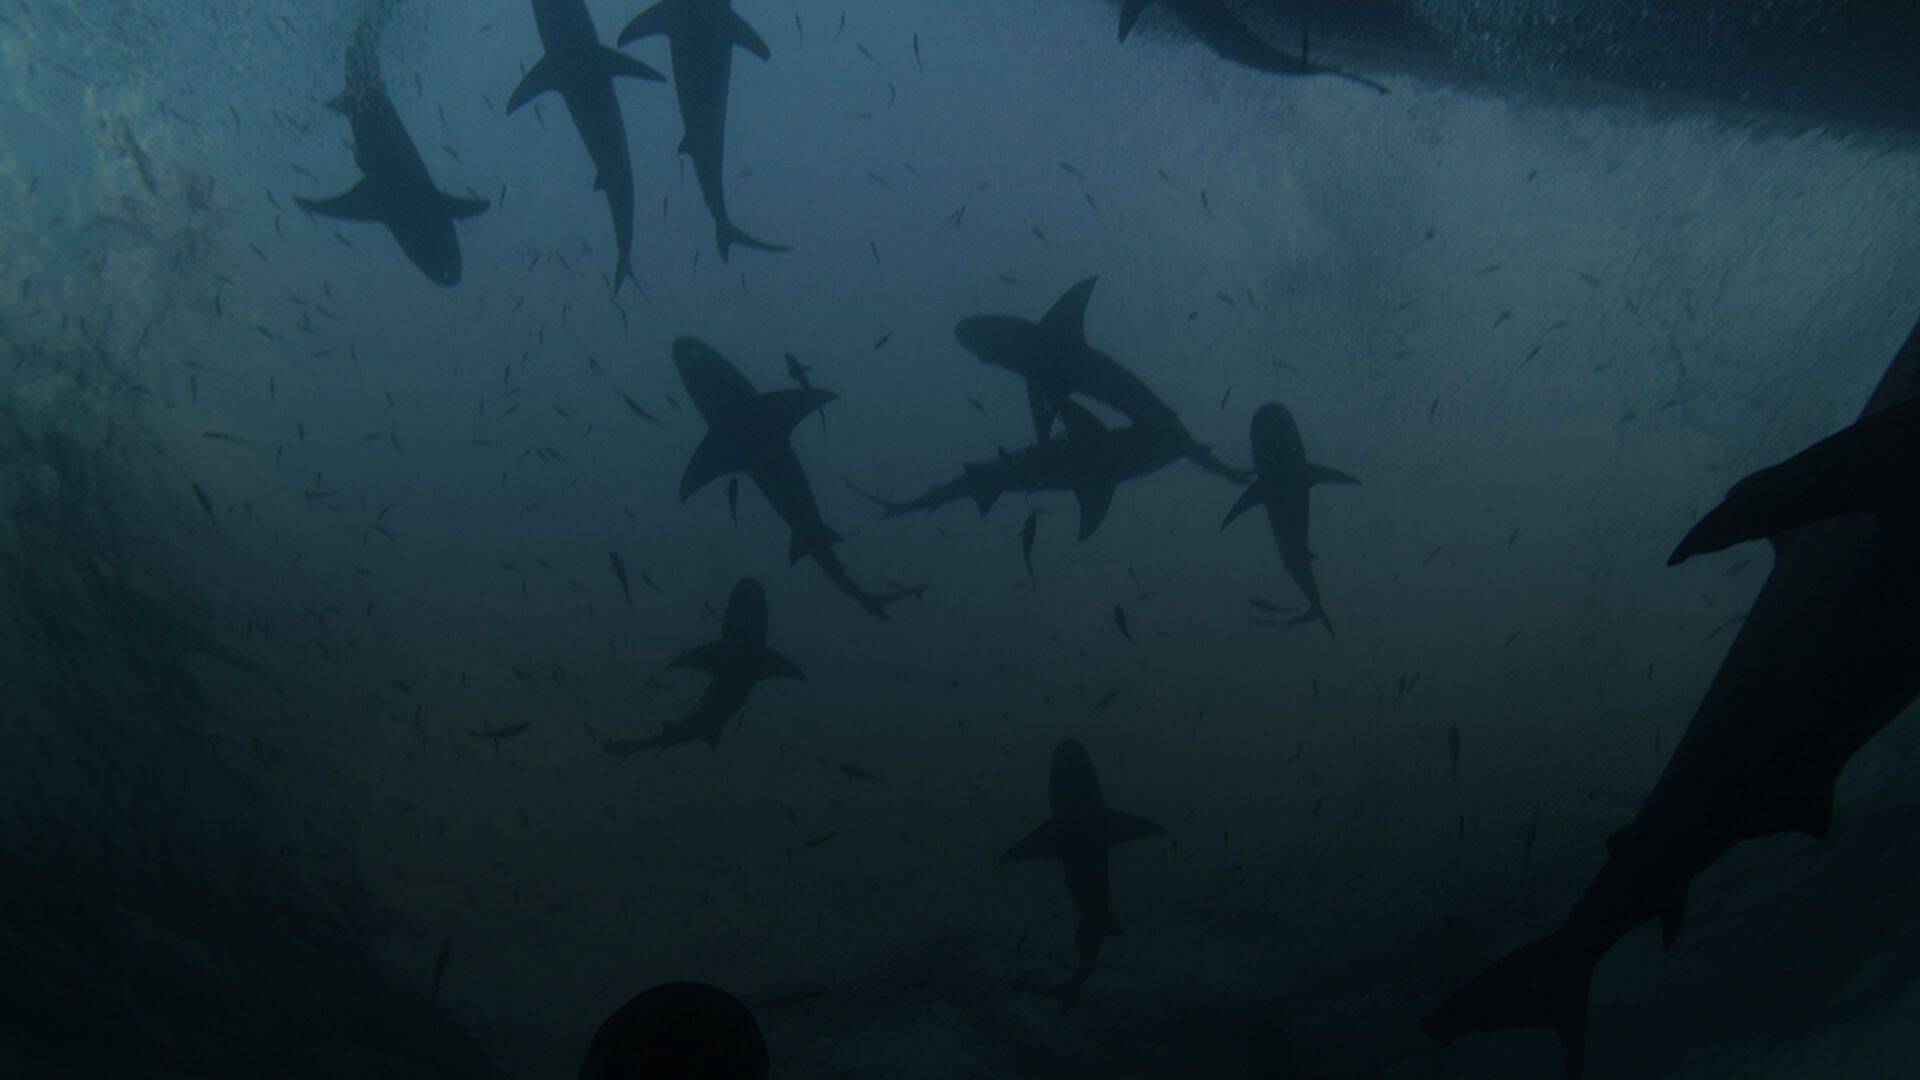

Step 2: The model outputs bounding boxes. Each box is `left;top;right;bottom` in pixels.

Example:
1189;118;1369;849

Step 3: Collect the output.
717;220;792;263
1288;604;1335;638
1422;935;1593;1079
612;250;637;296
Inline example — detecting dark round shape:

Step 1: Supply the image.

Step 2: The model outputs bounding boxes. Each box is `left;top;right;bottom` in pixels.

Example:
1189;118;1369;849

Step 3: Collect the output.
578;982;769;1080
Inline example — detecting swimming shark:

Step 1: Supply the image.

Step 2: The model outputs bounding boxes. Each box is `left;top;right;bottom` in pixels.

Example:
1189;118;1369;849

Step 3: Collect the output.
954;277;1249;483
674;337;923;619
602;578;802;755
618;0;790;261
1116;0;1389;93
1220;402;1357;637
297;17;488;286
507;0;664;293
852;399;1187;541
1422;314;1920;1076
1001;738;1164;1010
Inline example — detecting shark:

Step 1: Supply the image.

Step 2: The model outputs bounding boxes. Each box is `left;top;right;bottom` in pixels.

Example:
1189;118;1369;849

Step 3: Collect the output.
1001;738;1165;1010
954;277;1249;483
296;16;488;286
507;0;665;293
1422;313;1920;1076
1116;0;1389;93
602;578;802;755
674;337;923;620
618;0;790;260
852;399;1187;541
579;982;768;1079
1220;402;1357;636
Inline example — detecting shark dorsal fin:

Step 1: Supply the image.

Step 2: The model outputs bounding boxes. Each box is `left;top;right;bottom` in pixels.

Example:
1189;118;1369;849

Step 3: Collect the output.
1040;277;1100;342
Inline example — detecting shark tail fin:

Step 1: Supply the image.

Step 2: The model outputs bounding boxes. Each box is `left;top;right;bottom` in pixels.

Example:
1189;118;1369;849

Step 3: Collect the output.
717;220;792;263
1287;604;1335;638
1118;0;1153;42
613;250;637;296
1422;935;1592;1080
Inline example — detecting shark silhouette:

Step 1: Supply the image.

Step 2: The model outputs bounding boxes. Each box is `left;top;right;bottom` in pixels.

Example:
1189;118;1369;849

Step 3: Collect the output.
1002;739;1164;1009
674;337;923;620
955;277;1248;483
1117;0;1389;93
619;0;790;260
1423;313;1920;1076
297;16;487;285
853;399;1187;541
508;0;664;293
603;578;802;755
1221;402;1357;636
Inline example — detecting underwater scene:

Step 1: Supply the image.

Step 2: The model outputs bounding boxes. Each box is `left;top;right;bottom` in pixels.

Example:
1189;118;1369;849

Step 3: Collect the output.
4;1;1920;1076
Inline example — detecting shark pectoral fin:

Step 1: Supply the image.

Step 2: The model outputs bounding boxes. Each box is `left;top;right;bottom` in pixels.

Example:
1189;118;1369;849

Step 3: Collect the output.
1072;481;1117;541
1659;884;1688;948
1304;463;1360;486
1026;383;1058;442
1039;276;1099;342
295;180;383;223
598;45;665;83
1421;935;1591;1079
1221;484;1263;530
1103;809;1165;847
506;56;555;114
439;192;490;220
680;433;735;502
766;388;838;435
725;9;772;60
1118;0;1153;42
668;642;729;674
1000;821;1065;864
617;0;682;47
753;647;806;683
1056;400;1107;440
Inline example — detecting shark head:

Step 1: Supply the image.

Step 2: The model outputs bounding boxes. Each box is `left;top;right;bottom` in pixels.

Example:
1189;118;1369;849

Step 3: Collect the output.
673;337;759;422
954;314;1043;376
721;578;771;647
1249;402;1306;477
1048;738;1105;818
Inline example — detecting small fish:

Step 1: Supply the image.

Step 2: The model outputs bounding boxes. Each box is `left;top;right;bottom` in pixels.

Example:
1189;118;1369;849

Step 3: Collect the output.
609;552;632;609
618;391;663;427
190;482;217;521
470;723;530;741
1113;604;1136;645
802;830;839;850
1447;725;1461;783
839;763;889;786
1088;688;1121;716
726;477;741;526
431;941;451;1001
873;331;892;351
1019;511;1038;580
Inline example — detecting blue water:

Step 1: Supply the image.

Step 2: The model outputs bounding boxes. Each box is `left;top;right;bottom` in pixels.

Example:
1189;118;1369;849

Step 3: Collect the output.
4;2;1920;1076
